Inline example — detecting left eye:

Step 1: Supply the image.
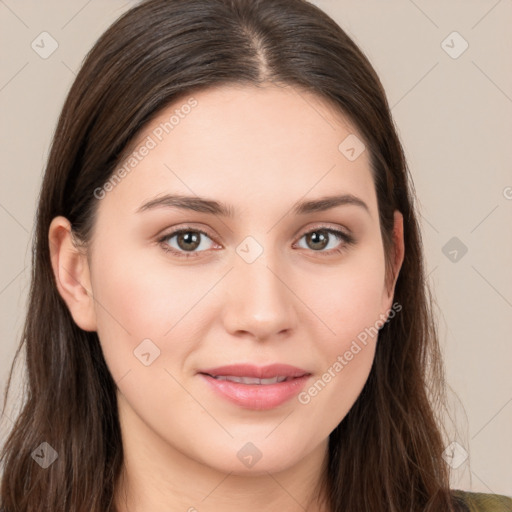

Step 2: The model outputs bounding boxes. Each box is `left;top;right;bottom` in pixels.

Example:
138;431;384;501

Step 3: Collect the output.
295;228;353;253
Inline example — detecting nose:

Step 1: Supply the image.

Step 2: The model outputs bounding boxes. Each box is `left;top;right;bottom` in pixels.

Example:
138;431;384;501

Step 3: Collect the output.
220;252;298;342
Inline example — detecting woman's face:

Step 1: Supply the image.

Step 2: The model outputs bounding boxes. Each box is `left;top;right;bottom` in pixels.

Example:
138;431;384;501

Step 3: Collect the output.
72;83;402;475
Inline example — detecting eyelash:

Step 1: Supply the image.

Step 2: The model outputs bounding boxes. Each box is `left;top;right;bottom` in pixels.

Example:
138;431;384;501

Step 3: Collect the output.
157;225;355;259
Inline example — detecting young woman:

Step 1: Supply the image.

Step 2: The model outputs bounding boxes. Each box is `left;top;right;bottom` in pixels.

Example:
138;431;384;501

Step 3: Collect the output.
1;0;511;510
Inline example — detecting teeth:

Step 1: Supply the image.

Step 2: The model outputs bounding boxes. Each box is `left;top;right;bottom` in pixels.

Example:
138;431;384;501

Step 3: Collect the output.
211;375;289;385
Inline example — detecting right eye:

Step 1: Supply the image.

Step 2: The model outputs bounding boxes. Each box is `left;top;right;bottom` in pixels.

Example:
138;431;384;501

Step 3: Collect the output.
158;227;220;259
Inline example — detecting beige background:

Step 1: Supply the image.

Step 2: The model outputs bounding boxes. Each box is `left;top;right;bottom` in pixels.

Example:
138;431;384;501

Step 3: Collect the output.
1;0;511;497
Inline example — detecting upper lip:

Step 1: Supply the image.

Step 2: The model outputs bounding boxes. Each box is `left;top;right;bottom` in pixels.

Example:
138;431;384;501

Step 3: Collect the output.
198;364;310;379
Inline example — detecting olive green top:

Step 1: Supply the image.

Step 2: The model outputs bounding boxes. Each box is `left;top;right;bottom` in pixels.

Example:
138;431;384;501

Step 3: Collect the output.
452;489;512;511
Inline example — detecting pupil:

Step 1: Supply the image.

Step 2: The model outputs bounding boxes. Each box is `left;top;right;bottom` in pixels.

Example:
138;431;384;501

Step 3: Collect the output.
309;230;328;250
179;232;200;251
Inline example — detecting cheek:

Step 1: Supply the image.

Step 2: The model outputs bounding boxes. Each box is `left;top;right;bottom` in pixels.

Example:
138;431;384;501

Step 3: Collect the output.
89;241;219;381
297;340;376;439
299;248;387;348
293;250;385;418
296;278;382;429
311;276;381;398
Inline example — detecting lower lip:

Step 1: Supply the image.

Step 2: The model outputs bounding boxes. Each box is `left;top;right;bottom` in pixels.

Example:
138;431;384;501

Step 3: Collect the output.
199;374;311;410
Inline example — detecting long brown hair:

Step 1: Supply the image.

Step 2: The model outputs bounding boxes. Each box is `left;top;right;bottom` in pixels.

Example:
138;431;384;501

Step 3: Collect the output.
1;0;467;510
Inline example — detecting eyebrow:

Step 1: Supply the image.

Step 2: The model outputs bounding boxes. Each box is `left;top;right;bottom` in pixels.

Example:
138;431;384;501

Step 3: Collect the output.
136;193;370;217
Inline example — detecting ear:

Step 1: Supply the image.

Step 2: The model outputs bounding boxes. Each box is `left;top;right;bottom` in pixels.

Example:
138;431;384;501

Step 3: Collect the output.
382;210;405;311
48;216;97;331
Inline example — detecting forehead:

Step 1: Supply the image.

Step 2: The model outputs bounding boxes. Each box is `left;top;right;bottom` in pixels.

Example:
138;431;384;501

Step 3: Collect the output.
107;83;376;218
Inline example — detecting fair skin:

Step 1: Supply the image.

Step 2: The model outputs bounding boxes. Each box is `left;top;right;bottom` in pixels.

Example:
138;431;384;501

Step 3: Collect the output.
49;83;404;512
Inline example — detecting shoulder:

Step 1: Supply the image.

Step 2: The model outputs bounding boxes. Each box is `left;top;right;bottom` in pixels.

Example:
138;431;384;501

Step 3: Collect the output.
452;489;512;511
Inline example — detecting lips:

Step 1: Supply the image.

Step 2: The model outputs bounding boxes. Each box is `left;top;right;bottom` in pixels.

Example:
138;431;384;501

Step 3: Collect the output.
197;363;312;410
198;363;310;380
209;375;289;385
